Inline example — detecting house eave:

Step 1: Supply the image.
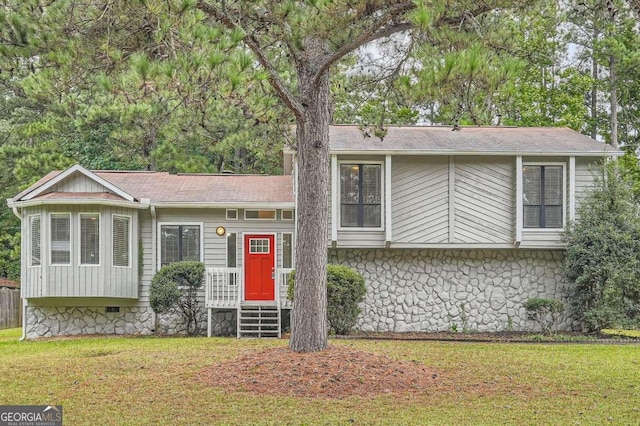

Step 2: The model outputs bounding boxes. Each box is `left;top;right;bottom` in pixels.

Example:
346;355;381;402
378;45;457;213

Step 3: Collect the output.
7;199;148;210
150;202;295;209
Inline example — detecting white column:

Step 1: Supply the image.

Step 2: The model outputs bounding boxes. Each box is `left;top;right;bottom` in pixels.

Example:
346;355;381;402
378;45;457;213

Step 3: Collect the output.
569;156;576;223
516;156;523;243
448;156;455;243
385;155;392;245
331;155;338;243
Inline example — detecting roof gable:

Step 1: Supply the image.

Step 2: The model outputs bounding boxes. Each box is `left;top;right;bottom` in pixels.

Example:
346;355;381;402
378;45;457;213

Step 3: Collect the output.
19;164;135;202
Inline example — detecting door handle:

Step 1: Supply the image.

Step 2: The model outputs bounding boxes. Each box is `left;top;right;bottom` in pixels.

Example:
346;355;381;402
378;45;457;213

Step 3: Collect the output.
271;267;275;280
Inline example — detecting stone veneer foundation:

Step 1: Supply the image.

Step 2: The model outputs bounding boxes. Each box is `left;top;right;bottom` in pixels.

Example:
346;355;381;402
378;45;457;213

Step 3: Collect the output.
329;248;572;333
25;305;237;339
25;306;155;339
25;248;568;338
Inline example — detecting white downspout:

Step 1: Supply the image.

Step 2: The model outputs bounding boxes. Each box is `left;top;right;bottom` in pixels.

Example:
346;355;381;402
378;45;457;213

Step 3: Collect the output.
19;299;28;341
150;204;157;332
11;204;28;341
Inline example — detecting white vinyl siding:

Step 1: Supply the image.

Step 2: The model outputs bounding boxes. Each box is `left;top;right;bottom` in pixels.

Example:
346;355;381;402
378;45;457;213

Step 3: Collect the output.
391;157;449;243
50;214;71;265
29;215;41;267
113;215;131;267
80;214;100;265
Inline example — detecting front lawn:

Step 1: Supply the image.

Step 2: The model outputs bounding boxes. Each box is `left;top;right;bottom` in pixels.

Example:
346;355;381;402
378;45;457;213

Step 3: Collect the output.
0;328;638;425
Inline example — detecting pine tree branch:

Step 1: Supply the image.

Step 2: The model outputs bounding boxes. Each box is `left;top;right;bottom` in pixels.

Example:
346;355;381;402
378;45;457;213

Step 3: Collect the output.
196;1;305;118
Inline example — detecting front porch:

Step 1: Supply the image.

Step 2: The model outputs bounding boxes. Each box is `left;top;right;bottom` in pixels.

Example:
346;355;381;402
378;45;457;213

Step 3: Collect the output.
205;267;293;338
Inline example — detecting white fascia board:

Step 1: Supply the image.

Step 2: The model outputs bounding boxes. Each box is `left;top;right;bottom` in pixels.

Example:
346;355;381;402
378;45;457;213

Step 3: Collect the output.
330;150;622;157
8;199;148;209
150;202;295;209
21;164;135;202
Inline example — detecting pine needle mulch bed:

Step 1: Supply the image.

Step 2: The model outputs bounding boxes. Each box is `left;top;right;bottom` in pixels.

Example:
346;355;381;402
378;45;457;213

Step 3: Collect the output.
199;345;446;399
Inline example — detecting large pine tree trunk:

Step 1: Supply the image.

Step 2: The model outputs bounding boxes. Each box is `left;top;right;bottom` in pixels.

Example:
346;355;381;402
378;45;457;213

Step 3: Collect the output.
289;37;330;352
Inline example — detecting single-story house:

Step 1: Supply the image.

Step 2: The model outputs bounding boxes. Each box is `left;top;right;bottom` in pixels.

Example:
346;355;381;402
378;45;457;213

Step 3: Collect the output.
7;126;620;339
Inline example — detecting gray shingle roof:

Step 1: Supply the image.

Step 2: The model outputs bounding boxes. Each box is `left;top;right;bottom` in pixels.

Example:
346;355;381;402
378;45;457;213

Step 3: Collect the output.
94;172;294;204
329;126;619;156
12;171;294;205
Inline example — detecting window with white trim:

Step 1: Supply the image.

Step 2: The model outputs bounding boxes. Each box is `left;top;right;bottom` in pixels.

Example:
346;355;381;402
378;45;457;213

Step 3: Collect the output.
281;210;293;220
113;215;130;267
51;214;71;265
226;209;238;220
227;233;237;267
523;165;564;228
160;224;201;266
80;214;100;265
29;215;41;267
282;233;293;268
245;210;276;220
340;163;382;228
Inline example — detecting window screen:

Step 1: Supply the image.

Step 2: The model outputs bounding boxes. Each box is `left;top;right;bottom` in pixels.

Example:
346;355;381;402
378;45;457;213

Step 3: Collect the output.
113;215;130;267
80;214;100;265
340;164;382;227
30;215;41;266
51;214;70;264
523;165;563;228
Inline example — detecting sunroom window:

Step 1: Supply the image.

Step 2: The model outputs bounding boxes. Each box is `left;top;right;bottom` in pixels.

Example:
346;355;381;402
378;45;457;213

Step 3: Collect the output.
340;164;382;228
30;215;41;266
51;214;71;265
523;165;564;228
113;215;130;267
80;214;100;265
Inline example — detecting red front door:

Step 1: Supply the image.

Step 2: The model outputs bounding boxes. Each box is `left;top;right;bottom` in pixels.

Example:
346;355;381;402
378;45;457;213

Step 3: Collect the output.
244;234;275;301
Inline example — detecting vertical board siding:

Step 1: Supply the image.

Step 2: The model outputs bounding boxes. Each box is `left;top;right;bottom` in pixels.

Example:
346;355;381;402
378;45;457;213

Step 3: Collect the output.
138;211;154;302
25;205;138;300
391;157;449;243
23;206;45;298
51;173;108;193
454;157;514;243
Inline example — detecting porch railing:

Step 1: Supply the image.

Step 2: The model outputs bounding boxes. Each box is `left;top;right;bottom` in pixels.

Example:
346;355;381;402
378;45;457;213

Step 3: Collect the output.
205;267;241;308
278;268;294;309
205;267;295;309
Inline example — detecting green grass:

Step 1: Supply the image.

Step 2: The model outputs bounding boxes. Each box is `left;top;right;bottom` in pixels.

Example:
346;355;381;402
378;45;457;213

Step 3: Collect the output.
1;328;639;425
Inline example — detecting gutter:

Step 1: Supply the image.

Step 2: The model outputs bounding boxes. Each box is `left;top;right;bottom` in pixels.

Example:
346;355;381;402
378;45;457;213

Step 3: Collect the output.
329;150;623;157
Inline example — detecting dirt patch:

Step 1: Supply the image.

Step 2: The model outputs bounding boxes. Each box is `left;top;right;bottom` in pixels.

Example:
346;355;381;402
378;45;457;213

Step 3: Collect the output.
199;345;444;399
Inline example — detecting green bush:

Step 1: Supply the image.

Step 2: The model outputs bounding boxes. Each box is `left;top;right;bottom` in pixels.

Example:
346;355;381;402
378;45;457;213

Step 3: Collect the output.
288;264;366;335
523;298;564;334
564;161;640;332
150;261;205;336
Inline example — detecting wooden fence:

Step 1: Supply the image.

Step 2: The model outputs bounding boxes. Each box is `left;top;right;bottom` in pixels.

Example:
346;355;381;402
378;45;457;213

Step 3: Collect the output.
0;287;21;329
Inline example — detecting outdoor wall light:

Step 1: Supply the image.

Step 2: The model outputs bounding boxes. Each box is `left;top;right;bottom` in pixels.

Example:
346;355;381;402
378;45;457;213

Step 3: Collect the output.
215;226;226;236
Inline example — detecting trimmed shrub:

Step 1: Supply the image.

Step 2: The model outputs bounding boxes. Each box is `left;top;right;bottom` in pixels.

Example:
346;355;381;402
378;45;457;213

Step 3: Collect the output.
288;264;366;335
150;261;205;336
564;161;640;332
523;298;564;334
